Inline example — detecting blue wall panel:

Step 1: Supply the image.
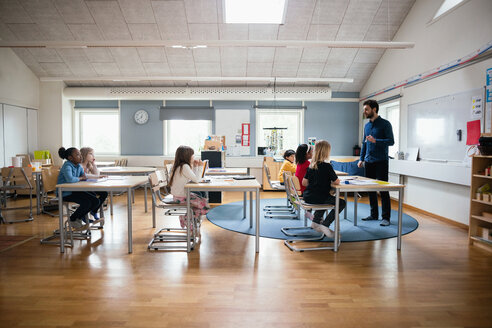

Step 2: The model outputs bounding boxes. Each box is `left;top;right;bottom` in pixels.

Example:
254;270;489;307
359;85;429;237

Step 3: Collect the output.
305;101;359;156
120;100;163;155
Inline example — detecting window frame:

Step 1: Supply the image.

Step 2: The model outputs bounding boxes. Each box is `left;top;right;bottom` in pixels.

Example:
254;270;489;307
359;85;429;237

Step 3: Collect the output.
163;119;213;156
255;108;305;154
378;100;400;157
73;108;121;155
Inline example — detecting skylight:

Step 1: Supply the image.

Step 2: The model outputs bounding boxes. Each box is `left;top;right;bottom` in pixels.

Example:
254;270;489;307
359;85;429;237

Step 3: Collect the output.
433;0;466;20
224;0;287;24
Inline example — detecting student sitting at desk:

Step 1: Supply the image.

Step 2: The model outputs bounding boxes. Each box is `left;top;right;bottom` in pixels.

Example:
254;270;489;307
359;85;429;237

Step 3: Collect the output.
295;144;312;195
57;147;102;230
80;147;107;224
302;140;346;238
278;149;296;185
169;145;210;230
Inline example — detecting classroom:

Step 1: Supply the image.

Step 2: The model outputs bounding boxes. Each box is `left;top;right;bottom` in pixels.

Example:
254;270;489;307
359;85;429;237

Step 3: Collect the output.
0;0;491;327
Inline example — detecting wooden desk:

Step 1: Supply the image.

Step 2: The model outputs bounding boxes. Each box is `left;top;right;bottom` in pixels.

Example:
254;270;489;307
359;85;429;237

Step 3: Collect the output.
56;176;148;253
95;161;116;167
100;166;156;213
332;177;405;252
206;168;249;176
185;178;261;253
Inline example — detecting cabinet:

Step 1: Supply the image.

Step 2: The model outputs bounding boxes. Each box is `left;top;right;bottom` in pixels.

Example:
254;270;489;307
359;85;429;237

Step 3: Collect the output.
262;157;283;191
469;155;492;249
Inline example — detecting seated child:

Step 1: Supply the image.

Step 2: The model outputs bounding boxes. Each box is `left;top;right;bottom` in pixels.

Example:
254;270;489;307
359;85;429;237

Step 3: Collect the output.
278;149;296;184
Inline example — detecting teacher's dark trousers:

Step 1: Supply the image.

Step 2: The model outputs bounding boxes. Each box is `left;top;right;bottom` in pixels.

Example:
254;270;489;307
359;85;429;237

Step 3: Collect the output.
365;160;391;221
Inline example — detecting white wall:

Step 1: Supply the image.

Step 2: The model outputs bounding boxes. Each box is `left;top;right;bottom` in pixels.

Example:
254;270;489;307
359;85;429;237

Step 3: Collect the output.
360;0;492;225
0;48;39;109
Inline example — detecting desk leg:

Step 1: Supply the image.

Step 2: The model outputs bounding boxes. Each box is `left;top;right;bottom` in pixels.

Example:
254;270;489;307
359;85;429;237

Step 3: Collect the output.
397;188;403;250
144;183;148;213
186;188;191;253
243;192;247;219
255;188;260;253
58;187;64;253
334;189;340;252
151;192;156;228
110;191;114;215
354;192;358;226
249;191;253;228
36;175;41;215
127;187;133;253
344;192;348;220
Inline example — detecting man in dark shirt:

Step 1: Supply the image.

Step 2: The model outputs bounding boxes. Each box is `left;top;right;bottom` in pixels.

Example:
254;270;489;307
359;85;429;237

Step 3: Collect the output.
357;99;394;226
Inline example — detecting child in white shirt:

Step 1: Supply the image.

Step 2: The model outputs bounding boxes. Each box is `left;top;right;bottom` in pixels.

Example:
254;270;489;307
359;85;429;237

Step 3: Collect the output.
169;145;210;229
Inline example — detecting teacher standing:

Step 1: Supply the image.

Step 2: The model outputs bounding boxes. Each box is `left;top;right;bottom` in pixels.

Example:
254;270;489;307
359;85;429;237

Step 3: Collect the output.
357;99;394;227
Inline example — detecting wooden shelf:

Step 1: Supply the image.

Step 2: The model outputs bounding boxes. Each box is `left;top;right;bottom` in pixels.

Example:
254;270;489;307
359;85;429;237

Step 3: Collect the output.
472;174;492;179
470;236;492;245
470;215;492;224
471;199;492;205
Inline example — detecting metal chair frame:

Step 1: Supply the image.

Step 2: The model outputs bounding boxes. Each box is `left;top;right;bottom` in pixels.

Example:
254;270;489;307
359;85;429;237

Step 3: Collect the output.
0;167;34;224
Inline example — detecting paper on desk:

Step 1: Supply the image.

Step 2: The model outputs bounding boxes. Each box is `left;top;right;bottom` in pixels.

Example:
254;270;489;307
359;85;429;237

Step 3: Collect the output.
345;179;378;185
107;176;125;180
87;177;108;182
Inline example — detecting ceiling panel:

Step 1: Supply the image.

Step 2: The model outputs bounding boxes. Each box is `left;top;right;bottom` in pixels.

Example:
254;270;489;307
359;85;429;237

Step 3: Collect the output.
336;24;369;41
54;0;94;24
20;0;63;24
248;24;278;40
247;47;275;63
40;62;72;76
284;0;316;25
166;48;194;64
86;1;132;40
342;0;382;25
307;25;339;40
300;48;331;63
353;48;384;63
373;0;415;25
219;24;248;40
37;23;74;41
28;48;62;63
118;0;155;24
128;24;161;40
247;62;273;77
321;62;350;78
297;62;324;78
68;24;104;41
7;23;45;40
152;0;189;40
278;23;309;40
110;48;146;76
195;62;221;76
192;47;220;62
84;48;114;63
137;47;167;63
91;62;121;76
364;24;399;41
272;62;299;77
274;48;303;63
0;22;18;41
143;62;171;76
188;24;219;40
184;0;218;24
311;0;349;25
0;0;32;24
169;64;196;76
221;61;246;77
221;47;247;62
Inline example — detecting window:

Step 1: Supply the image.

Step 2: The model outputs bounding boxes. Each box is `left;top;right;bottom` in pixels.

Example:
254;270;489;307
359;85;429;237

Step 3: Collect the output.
378;101;400;157
164;120;212;156
224;0;287;24
74;109;120;155
256;108;304;155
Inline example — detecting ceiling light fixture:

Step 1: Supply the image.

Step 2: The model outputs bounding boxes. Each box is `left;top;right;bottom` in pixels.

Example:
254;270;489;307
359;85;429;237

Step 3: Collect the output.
41;76;353;83
224;0;287;24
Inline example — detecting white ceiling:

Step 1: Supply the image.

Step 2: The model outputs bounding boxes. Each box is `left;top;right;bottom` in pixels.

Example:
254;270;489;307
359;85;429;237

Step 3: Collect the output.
0;0;415;92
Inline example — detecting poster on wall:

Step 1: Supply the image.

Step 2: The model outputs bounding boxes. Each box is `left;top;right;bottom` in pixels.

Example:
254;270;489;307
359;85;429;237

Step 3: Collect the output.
486;68;492;133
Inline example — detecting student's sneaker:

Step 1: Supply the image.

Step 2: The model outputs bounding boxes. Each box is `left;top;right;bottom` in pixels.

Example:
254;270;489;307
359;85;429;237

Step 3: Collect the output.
318;225;335;238
362;215;378;221
70;219;88;231
380;219;390;226
311;222;322;232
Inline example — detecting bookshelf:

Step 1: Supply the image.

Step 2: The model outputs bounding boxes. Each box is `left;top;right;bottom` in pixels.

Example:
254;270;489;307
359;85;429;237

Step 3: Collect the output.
469;155;492;249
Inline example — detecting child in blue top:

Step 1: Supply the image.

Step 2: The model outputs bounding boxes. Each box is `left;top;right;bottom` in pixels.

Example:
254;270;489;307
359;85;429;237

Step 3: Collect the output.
57;147;101;230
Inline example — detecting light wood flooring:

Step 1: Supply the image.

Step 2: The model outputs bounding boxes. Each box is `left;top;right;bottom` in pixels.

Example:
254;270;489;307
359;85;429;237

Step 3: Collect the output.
0;190;491;328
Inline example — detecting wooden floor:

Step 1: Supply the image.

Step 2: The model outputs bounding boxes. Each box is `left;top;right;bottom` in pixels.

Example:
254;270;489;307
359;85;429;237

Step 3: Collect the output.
0;190;491;328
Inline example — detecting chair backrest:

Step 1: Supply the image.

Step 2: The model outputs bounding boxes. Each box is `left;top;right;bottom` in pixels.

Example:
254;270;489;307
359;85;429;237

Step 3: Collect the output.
1;167;33;190
285;174;302;209
41;166;60;193
149;171;168;193
16;154;31;167
115;158;128;167
263;163;273;185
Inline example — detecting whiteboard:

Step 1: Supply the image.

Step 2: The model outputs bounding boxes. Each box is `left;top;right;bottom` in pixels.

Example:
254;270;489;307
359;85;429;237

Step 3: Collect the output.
215;109;250;156
0;105;4;167
27;109;38;154
407;88;483;161
4;104;28;165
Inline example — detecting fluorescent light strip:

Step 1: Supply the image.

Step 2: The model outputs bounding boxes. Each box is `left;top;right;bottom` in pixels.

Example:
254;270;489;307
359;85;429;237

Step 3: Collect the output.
224;0;287;24
41;76;354;83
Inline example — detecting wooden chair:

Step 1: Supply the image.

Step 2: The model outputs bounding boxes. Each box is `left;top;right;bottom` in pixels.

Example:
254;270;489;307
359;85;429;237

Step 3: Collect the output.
16;154;31;167
40;166;60;217
147;170;198;252
0;167;34;224
283;174;340;252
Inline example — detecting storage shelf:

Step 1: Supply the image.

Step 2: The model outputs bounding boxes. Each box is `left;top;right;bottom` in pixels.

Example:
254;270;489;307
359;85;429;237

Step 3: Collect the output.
471;199;492;205
472;174;492;179
471;215;492;224
470;236;492;245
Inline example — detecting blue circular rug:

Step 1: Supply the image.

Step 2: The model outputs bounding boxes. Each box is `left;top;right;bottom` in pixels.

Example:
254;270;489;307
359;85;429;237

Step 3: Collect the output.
207;198;418;242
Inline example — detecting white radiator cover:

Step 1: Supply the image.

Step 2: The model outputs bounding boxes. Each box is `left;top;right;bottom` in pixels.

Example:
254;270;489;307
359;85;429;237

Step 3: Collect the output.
63;86;332;100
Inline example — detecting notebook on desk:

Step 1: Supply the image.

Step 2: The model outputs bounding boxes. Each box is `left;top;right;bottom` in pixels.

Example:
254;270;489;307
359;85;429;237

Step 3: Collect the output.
198;160;209;179
233;175;256;180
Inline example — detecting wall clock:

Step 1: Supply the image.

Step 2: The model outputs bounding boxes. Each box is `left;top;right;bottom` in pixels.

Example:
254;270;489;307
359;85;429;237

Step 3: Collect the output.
134;109;149;125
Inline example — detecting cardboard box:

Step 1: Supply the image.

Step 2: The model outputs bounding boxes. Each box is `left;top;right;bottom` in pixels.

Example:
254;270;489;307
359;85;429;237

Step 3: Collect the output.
476;227;490;240
476;192;482;201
